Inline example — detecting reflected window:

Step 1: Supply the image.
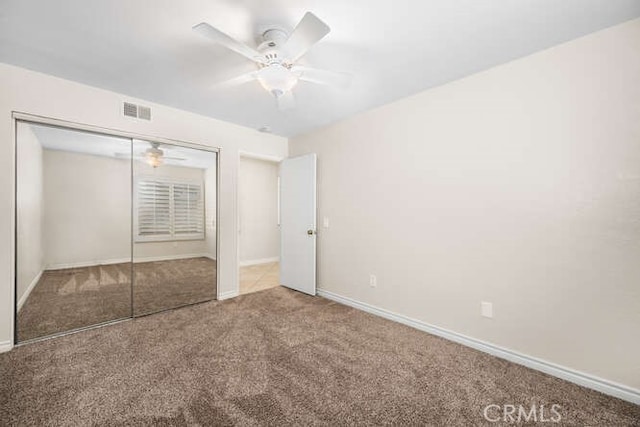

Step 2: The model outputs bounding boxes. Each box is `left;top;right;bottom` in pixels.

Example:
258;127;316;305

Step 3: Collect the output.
135;178;204;242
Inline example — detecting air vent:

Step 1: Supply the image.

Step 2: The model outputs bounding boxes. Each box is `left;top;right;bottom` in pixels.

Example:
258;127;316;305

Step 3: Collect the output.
123;102;151;121
123;102;138;118
138;106;151;121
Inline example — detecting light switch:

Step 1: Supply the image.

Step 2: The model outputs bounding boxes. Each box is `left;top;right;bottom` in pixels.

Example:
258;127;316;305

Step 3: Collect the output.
481;302;493;318
323;217;330;228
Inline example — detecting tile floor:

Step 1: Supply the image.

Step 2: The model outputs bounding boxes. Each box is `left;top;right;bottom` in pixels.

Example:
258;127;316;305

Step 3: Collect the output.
239;262;280;295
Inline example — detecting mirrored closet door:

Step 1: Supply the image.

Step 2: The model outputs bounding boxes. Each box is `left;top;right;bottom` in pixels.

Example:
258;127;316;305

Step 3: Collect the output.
132;140;217;316
16;122;218;343
16;122;133;342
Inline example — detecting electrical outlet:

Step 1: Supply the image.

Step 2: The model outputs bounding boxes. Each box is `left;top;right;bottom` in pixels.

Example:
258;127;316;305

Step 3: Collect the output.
481;301;493;318
323;217;330;228
369;274;377;288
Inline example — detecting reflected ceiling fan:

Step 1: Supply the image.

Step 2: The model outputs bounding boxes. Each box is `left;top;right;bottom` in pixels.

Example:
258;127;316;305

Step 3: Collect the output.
115;142;186;168
193;12;350;110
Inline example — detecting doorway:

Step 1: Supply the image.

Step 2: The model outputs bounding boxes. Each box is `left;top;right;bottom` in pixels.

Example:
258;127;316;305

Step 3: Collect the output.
238;154;281;295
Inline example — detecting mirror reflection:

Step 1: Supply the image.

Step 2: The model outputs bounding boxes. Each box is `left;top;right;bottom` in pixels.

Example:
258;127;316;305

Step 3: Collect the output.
16;122;132;342
16;123;218;342
132;140;217;316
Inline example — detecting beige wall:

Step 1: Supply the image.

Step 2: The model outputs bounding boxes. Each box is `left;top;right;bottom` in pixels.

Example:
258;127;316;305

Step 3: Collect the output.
41;149;213;268
290;19;640;390
238;157;280;263
43;149;131;267
0;62;287;348
15;123;44;308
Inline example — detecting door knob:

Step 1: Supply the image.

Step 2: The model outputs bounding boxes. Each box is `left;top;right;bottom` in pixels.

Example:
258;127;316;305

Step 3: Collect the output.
307;229;315;235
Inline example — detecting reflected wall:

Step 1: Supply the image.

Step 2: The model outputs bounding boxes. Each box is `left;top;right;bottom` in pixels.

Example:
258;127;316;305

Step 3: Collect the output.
16;122;132;342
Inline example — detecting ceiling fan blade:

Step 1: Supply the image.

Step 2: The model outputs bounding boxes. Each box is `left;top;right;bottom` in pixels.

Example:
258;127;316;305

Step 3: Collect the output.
283;12;330;62
214;70;259;88
277;91;296;111
293;66;351;88
116;152;170;160
193;22;265;64
117;153;156;161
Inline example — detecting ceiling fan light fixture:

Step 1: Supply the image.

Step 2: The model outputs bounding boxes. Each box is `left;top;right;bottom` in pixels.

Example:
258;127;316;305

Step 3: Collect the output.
257;64;299;97
193;12;343;111
145;146;164;168
146;153;163;168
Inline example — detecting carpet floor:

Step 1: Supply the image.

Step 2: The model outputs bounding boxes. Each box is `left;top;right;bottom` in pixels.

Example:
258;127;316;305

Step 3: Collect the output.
17;257;216;342
2;287;638;426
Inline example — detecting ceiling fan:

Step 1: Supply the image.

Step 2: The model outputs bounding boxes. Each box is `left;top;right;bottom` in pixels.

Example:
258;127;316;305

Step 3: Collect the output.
115;142;186;168
193;12;350;110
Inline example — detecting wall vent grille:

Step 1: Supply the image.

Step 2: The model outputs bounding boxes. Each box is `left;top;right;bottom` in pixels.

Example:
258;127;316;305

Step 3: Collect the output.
138;106;151;121
123;102;138;118
123;102;151;121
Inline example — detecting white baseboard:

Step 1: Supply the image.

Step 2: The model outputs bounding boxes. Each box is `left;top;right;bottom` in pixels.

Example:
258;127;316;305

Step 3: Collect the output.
0;340;13;353
239;257;279;267
46;257;131;270
17;269;43;311
134;253;214;263
318;289;640;405
46;253;215;270
218;290;239;300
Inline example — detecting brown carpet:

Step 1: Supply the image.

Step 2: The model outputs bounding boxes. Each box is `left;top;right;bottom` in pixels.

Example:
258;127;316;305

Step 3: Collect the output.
17;257;216;342
133;257;216;316
2;287;638;426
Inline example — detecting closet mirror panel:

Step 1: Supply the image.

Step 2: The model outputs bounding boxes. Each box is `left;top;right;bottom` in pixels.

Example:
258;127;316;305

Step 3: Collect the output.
132;140;217;316
15;122;133;342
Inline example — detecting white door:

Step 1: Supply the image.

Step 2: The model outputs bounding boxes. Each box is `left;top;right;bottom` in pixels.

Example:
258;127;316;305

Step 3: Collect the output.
279;153;317;295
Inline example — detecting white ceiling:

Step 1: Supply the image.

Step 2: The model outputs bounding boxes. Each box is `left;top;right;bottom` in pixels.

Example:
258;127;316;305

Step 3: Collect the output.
29;123;217;169
2;1;639;137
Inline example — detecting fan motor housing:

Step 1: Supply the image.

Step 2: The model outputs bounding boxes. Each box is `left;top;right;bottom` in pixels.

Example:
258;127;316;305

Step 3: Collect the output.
260;28;288;49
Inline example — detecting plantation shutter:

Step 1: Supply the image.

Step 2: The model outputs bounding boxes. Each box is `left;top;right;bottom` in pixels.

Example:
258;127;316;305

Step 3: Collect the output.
173;183;204;237
136;179;204;241
137;180;171;238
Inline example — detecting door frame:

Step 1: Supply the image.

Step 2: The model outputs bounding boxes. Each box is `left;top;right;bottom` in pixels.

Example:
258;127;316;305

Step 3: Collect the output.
235;151;285;297
11;111;221;345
